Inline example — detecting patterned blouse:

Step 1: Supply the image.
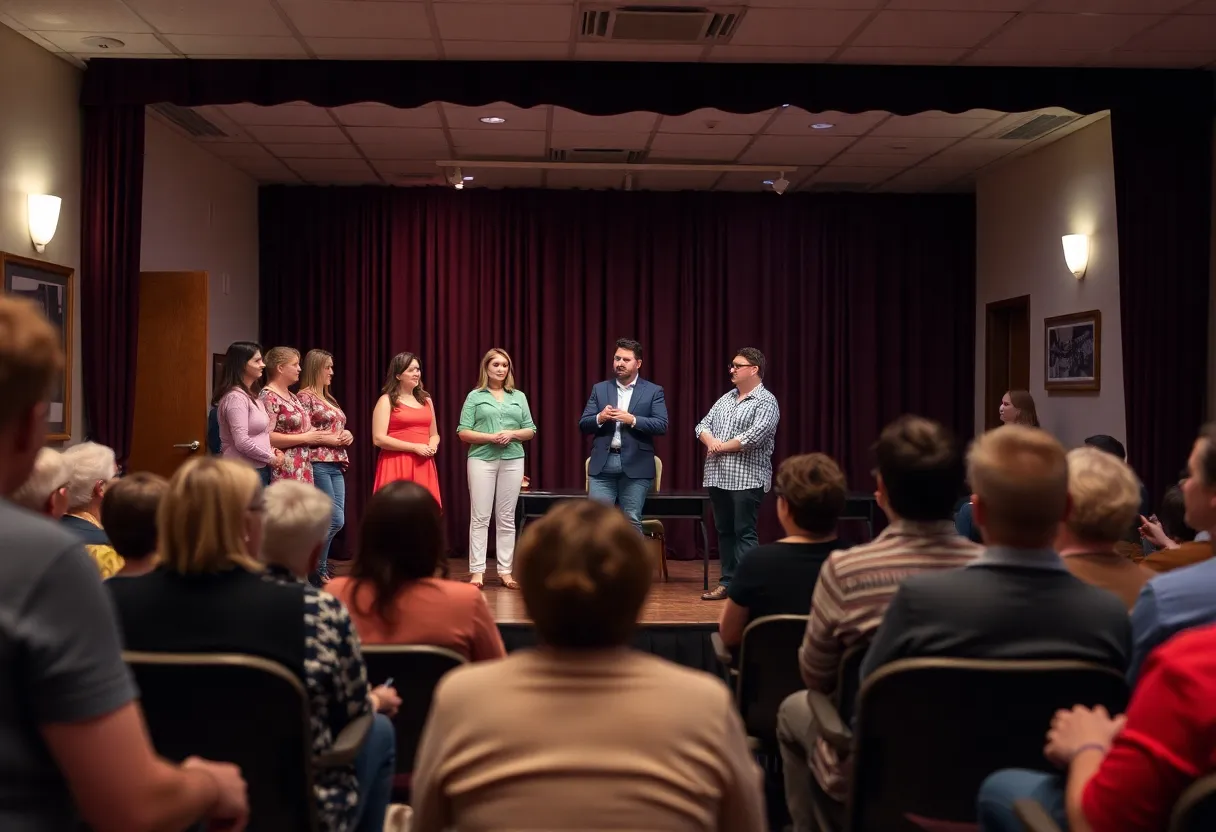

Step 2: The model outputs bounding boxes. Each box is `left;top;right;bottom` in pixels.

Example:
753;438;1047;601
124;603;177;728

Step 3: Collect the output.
262;565;372;832
260;387;314;484
299;390;349;471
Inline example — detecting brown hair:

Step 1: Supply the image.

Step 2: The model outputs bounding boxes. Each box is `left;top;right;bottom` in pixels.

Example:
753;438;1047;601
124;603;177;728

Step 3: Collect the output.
967;424;1068;548
476;348;516;392
263;346;300;384
299;348;339;407
102;472;169;561
1007;390;1040;427
517;500;651;649
381;351;428;408
874;415;965;522
735;346;766;379
158;457;263;574
776;453;847;535
0;296;62;430
349;481;446;625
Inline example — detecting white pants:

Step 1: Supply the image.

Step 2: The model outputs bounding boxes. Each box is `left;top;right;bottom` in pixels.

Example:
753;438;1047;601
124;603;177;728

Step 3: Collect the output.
467;456;525;575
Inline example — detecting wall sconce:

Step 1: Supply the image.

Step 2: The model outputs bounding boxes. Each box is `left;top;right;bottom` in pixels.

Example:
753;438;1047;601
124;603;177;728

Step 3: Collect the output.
28;194;62;254
1061;233;1090;279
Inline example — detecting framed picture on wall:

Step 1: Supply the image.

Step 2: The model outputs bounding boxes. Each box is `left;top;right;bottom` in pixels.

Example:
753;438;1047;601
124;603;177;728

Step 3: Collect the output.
2;252;74;440
1044;309;1101;392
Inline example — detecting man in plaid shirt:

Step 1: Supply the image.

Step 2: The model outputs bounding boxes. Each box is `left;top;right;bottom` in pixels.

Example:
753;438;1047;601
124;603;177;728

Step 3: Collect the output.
695;347;780;601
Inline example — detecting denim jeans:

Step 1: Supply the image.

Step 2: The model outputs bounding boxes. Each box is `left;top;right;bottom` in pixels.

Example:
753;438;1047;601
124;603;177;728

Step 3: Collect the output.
353;713;396;832
257;465;272;487
977;769;1067;831
587;452;652;534
312;462;346;580
708;486;763;586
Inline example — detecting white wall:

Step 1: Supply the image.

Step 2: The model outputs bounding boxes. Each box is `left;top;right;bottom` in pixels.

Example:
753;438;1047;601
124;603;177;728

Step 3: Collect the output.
976;118;1125;450
0;24;83;441
141;115;259;360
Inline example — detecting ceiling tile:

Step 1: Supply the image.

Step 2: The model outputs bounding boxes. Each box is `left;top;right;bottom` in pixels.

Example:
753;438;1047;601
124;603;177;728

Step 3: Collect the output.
441;41;569;58
280;1;431;38
39;30;169;52
631;171;721;191
765;109;889;137
1184;0;1216;11
852;10;1014;47
1091;49;1216;66
647;133;752;161
265;143;362;159
333;104;442;129
345;125;447;146
879;168;973;192
707;45;837;61
728;9;872;46
15;29;61;51
218;103;336;127
1036;0;1192;11
848;135;957;154
372;160;443;182
659;109;776;135
125;0;291;35
549;131;651;149
287;158;379;179
835;46;967;63
964;48;1099;65
359;132;452;160
871;112;1000;137
245;124;350;144
442;103;549;131
307;38;436;58
812;165;904;183
746;0;881;7
449;129;546;156
715;171;784;192
552;108;658;133
833;150;934;167
0;11;26;30
202;143;279;163
0;0;152;31
885;0;1033;8
984;12;1161;50
1122;15;1216;51
574;43;704;60
433;4;572;42
739;135;856;165
165;35;307;56
463;169;546;189
547;170;625;190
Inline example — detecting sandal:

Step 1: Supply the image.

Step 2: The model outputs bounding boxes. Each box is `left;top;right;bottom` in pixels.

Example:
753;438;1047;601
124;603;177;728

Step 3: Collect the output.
500;574;521;590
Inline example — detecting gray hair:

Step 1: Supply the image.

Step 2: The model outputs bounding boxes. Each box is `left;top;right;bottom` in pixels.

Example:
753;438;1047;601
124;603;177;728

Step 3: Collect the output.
11;447;67;513
61;442;118;510
261;480;332;573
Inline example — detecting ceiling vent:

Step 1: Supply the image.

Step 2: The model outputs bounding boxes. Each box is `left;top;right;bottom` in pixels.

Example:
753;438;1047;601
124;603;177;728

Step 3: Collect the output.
579;5;743;43
150;103;229;139
995;113;1078;141
547;148;649;163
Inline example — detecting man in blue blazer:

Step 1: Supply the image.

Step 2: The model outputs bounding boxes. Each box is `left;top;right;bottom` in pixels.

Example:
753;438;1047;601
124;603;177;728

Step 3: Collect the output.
579;338;669;533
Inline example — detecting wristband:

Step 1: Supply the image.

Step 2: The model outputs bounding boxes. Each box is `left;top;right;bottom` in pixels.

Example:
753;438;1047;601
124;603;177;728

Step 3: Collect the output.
1073;743;1108;760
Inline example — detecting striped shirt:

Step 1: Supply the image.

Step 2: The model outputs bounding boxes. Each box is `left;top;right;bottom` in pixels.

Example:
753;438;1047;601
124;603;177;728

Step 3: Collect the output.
800;520;981;800
695;383;780;492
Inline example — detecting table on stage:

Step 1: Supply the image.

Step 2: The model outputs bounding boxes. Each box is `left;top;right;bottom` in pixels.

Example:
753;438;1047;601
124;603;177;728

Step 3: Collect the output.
516;490;879;591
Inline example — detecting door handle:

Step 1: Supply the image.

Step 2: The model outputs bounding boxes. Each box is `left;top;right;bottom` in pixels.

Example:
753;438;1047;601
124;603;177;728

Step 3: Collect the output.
173;441;201;451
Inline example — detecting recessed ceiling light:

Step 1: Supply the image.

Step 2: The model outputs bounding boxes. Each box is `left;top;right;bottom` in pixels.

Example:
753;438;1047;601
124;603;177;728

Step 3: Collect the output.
81;36;125;49
780;104;790;108
811;122;834;130
462;175;474;181
762;179;774;185
479;116;507;124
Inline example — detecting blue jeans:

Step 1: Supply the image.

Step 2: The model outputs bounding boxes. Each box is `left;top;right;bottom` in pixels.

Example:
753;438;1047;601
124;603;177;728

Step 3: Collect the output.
257;465;272;487
588;452;652;534
977;769;1067;831
312;462;346;580
353;713;396;832
708;486;763;587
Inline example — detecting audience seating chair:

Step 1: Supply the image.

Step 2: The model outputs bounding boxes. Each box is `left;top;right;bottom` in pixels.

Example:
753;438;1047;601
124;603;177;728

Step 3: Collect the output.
806;658;1129;832
1015;771;1216;832
360;645;467;799
125;651;373;832
713;614;809;754
583;456;668;580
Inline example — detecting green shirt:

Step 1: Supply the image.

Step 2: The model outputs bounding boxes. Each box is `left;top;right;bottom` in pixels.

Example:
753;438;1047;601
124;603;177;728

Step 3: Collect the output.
457;388;537;461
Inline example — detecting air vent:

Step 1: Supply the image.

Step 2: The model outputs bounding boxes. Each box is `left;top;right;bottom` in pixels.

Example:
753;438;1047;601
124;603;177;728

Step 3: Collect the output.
150;103;229;139
547;148;649;163
579;5;743;43
996;114;1078;141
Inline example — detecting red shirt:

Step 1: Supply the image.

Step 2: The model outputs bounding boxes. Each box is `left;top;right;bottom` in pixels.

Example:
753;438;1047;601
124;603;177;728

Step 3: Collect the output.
1082;623;1216;830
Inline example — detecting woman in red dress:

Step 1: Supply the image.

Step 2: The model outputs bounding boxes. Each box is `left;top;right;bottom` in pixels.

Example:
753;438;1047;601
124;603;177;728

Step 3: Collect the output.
372;351;442;507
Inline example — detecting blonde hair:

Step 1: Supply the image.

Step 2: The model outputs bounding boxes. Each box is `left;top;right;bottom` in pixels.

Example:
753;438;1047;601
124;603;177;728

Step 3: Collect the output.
0;296;62;430
263;346;300;382
1064;447;1141;544
299;349;338;406
61;442;118;510
261;480;333;572
12;447;67;512
967;425;1068;548
476;348;516;392
158;457;263;574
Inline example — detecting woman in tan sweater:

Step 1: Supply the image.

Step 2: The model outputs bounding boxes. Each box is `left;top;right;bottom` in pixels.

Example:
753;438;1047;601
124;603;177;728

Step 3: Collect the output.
411;500;766;832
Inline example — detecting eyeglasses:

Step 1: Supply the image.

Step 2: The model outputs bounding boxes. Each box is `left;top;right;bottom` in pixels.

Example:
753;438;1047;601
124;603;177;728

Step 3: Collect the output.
729;362;756;370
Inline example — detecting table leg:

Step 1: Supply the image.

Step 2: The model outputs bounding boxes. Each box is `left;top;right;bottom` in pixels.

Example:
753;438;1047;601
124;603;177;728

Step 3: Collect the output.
700;516;710;591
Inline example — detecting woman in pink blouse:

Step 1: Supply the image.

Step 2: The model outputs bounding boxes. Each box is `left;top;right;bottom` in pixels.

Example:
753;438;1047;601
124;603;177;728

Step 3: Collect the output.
213;341;283;485
259;346;333;485
298;349;353;583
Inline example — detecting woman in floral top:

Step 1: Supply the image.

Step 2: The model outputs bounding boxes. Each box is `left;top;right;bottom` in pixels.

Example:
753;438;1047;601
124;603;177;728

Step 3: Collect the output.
260;346;333;485
298;349;354;583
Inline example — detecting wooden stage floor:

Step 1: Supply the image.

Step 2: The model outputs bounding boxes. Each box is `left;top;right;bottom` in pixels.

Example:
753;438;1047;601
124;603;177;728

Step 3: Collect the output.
447;557;722;626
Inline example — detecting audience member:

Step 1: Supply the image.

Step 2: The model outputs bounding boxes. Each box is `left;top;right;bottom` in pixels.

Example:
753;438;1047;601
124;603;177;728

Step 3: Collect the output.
999;389;1039;427
718;453;849;649
101;472;167;578
1055;447;1151;610
777;416;982;826
0;296;248;832
107;456;371;832
860;426;1130;680
10;445;68;516
411;500;766;832
262;479;399;832
327;480;506;662
1084;433;1153;550
1138;484;1212;573
59;441;123;578
1127;424;1216;685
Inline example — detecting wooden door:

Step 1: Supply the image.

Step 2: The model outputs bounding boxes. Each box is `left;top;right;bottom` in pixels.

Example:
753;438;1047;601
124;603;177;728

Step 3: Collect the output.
984;295;1031;431
127;272;209;478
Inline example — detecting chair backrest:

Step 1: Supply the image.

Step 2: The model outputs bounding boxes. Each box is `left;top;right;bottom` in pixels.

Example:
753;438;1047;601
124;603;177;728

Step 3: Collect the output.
848;658;1128;832
1173;772;1216;831
360;645;467;772
834;641;869;724
734;615;810;747
124;651;318;832
584;456;662;494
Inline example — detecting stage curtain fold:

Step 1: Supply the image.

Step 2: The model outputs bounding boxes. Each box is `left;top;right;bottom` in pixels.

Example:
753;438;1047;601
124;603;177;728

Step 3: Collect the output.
81;104;145;461
1111;109;1213;504
260;188;975;558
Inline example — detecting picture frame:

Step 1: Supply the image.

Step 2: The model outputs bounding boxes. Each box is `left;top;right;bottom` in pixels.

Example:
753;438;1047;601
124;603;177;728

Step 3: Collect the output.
1044;309;1101;392
2;252;74;440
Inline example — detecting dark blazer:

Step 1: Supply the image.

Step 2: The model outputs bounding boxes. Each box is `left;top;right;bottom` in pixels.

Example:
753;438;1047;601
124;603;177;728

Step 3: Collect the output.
860;554;1132;680
579;377;668;479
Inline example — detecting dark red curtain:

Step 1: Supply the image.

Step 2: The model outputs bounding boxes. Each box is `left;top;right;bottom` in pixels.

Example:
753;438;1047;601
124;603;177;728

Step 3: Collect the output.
81;105;145;461
1112;109;1213;505
260;187;975;558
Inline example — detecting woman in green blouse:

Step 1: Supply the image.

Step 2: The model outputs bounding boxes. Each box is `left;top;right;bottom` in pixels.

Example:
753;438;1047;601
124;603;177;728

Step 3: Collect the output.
457;348;537;589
